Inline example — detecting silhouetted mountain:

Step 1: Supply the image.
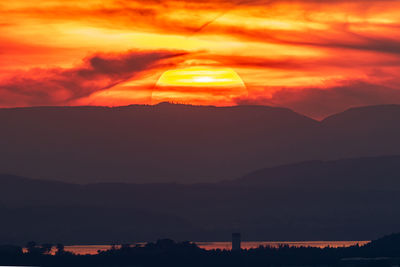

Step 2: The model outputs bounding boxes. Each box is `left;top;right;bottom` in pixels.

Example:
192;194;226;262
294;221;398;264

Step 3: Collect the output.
323;104;400;126
368;232;400;248
230;155;400;190
321;105;400;159
0;103;321;183
0;206;194;245
3;154;400;244
2;103;400;184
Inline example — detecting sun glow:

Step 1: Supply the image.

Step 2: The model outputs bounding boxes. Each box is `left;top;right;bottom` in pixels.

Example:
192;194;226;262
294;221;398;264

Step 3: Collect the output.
153;66;247;105
156;67;246;88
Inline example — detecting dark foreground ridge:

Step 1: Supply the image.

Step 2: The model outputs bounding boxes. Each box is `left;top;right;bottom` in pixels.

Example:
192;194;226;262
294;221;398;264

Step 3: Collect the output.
2;155;400;243
2;233;400;266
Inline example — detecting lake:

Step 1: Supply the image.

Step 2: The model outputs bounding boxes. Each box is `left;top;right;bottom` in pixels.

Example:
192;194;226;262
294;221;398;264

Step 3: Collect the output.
59;241;370;255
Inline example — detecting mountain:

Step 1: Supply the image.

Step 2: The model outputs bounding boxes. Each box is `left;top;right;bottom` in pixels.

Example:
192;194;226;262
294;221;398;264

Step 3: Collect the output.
0;206;194;245
0;174;196;244
320;105;400;159
2;154;400;244
229;155;400;190
0;103;321;183
1;103;400;184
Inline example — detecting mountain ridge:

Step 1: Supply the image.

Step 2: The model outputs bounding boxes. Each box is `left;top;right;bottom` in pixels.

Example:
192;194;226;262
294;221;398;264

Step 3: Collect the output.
1;103;400;183
2;154;400;243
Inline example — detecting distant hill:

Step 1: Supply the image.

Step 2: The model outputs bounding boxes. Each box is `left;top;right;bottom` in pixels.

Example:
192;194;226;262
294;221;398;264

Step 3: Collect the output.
322;104;400;126
0;174;196;244
321;105;400;159
0;206;193;245
0;103;321;183
1;103;400;183
229;155;400;191
3;154;400;244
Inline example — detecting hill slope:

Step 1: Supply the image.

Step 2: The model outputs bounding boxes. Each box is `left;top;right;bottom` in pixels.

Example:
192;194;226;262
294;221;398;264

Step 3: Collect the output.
0;103;321;183
3;155;400;243
230;155;400;190
1;103;400;183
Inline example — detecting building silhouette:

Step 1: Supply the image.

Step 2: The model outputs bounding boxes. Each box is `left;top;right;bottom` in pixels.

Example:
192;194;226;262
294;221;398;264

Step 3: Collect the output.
232;233;241;251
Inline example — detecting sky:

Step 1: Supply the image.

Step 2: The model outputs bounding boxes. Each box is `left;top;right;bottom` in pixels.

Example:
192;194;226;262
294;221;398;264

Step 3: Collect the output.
1;0;400;118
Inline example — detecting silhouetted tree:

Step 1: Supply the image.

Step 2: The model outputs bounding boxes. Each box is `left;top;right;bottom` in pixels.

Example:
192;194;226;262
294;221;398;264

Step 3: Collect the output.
55;243;65;255
41;243;53;254
8;234;400;266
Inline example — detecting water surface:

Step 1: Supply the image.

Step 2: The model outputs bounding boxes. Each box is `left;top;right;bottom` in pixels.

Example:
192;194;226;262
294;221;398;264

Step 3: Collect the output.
60;241;370;255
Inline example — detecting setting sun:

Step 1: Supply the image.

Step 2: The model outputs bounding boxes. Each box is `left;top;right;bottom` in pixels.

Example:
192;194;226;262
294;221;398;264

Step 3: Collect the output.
153;67;247;105
156;67;246;88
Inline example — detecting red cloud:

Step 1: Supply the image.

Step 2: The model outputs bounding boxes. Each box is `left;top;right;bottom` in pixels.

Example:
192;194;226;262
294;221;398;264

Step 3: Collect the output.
0;50;186;107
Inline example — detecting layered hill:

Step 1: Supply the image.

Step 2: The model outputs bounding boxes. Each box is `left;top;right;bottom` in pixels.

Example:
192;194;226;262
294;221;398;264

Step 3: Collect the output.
2;155;400;243
0;103;321;183
230;155;400;190
1;103;400;183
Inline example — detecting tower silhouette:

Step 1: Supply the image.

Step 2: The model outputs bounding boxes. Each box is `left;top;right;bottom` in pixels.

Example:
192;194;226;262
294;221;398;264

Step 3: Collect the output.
232;233;241;251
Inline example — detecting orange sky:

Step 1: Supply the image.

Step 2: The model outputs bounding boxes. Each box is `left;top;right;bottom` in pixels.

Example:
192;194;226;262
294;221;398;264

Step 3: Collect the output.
1;0;400;118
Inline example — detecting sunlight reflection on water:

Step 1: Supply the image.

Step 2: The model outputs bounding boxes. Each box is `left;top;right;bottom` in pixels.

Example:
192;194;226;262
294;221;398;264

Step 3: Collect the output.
59;241;370;255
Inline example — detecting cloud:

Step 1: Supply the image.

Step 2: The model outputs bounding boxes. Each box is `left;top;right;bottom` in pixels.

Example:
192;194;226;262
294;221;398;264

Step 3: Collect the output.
2;0;400;115
5;0;400;56
0;50;186;107
197;21;400;56
235;81;400;119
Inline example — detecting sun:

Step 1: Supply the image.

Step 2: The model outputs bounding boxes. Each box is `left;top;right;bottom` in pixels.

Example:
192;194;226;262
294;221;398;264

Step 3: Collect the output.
152;66;247;106
156;66;246;87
